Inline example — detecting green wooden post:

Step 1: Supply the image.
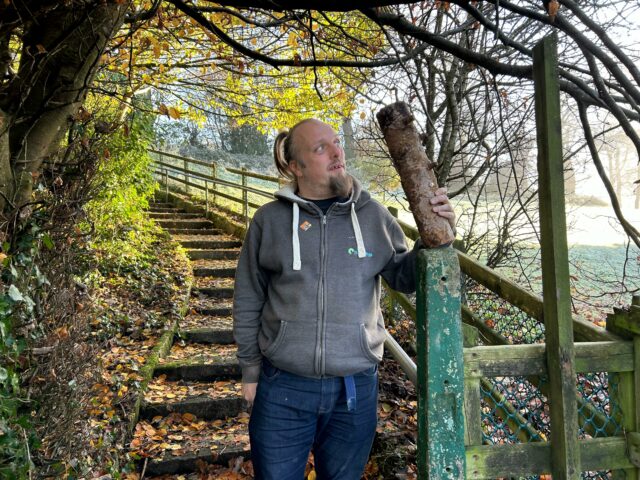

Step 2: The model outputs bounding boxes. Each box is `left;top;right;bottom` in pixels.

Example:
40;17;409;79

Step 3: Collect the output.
533;35;580;479
607;298;640;479
416;248;465;479
462;329;483;448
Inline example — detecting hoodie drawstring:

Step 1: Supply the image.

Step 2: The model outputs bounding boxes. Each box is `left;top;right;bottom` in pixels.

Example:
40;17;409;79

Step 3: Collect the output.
292;203;301;270
351;203;367;258
291;201;367;270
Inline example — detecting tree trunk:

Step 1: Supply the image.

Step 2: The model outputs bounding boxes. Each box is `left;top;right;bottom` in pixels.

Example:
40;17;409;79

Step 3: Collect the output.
0;109;11;212
342;117;356;160
377;101;454;247
3;2;128;212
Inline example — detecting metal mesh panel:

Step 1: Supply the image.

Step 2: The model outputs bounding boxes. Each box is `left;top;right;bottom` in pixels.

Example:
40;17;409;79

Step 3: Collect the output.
467;283;625;479
467;286;545;345
481;376;549;444
577;372;622;439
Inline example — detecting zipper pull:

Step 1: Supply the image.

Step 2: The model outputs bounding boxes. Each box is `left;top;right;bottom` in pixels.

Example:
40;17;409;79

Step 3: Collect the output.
323;216;327;225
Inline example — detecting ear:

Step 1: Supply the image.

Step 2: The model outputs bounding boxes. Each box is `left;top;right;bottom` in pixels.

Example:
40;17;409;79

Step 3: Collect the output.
288;160;303;179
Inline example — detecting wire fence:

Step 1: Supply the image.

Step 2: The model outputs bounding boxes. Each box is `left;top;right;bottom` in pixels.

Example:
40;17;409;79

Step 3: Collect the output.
466;280;624;479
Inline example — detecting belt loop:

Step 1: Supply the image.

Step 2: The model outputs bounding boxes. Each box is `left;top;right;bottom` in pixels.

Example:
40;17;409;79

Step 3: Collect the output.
344;375;356;412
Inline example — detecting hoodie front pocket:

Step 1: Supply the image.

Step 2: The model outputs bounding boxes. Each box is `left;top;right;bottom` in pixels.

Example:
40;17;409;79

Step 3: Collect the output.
360;323;383;363
263;320;288;357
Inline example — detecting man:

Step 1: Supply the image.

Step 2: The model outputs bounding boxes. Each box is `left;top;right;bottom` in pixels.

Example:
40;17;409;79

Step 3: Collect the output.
233;119;455;480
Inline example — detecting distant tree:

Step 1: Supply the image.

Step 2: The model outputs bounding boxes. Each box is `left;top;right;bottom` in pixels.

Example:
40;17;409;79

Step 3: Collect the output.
222;123;270;155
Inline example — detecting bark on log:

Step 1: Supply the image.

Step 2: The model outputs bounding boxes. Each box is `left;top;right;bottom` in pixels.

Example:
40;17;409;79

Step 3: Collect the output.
376;101;454;248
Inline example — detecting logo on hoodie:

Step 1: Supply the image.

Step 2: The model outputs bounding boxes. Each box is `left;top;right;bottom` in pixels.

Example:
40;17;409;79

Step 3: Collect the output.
347;247;373;258
299;221;312;231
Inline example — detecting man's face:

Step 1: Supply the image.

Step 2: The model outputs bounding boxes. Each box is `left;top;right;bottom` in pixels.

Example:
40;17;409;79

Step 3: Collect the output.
290;120;351;199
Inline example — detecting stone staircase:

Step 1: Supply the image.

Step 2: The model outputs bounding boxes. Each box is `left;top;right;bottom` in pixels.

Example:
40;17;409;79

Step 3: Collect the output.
135;201;250;475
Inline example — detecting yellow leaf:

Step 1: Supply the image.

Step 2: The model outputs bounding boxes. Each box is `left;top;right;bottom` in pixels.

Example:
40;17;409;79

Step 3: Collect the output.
168;107;181;120
381;402;393;413
159;103;169;116
250;37;257;46
182;412;196;422
287;32;298;48
307;470;317;480
359;112;366;120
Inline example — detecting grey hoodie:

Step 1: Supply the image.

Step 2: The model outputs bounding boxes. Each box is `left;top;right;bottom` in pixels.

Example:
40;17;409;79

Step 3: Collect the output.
232;178;418;383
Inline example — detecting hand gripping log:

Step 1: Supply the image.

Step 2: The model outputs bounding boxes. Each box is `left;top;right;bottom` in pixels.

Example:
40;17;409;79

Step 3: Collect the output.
376;101;454;247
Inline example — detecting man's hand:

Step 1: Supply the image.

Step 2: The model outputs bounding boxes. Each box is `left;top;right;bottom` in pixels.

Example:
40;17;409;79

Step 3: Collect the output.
430;187;456;233
243;382;258;404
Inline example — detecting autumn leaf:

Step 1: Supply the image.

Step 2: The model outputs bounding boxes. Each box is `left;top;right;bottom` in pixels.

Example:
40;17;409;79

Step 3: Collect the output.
287;32;299;48
168;106;181;120
547;0;560;21
159;103;169;116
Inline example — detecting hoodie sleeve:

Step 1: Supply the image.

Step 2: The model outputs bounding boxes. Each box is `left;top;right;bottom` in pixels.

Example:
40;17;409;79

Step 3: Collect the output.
379;215;420;294
233;217;269;383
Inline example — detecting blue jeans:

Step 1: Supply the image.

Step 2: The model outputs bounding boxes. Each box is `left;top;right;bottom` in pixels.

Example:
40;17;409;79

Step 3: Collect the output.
249;359;379;480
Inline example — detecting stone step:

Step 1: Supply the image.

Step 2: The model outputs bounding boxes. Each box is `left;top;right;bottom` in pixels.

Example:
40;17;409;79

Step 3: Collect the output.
191;259;237;278
155;343;240;381
167;228;224;235
154;361;241;381
190;297;233;317
187;249;241;261
157;220;214;230
192;287;234;299
131;413;250;475
193;266;236;278
172;233;238;242
147;207;183;213
181;328;234;344
149;202;175;208
142;378;243;421
179;240;242;250
149;212;202;219
180;314;232;333
142;395;244;422
194;277;235;289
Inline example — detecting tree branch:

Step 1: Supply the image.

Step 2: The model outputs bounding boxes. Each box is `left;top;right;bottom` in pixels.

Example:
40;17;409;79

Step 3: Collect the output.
577;100;640;249
166;0;428;69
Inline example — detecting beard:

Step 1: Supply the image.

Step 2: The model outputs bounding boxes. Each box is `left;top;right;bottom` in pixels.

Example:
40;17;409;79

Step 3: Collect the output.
329;173;353;198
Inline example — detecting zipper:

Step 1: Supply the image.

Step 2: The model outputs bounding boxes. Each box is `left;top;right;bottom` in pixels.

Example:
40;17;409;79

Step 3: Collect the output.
315;213;328;375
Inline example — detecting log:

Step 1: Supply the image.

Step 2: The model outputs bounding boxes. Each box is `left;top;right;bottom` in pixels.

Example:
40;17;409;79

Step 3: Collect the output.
376;102;454;247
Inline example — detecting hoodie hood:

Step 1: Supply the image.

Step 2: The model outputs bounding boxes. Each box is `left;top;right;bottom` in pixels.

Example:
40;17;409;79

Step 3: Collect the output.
273;175;370;212
274;176;370;270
